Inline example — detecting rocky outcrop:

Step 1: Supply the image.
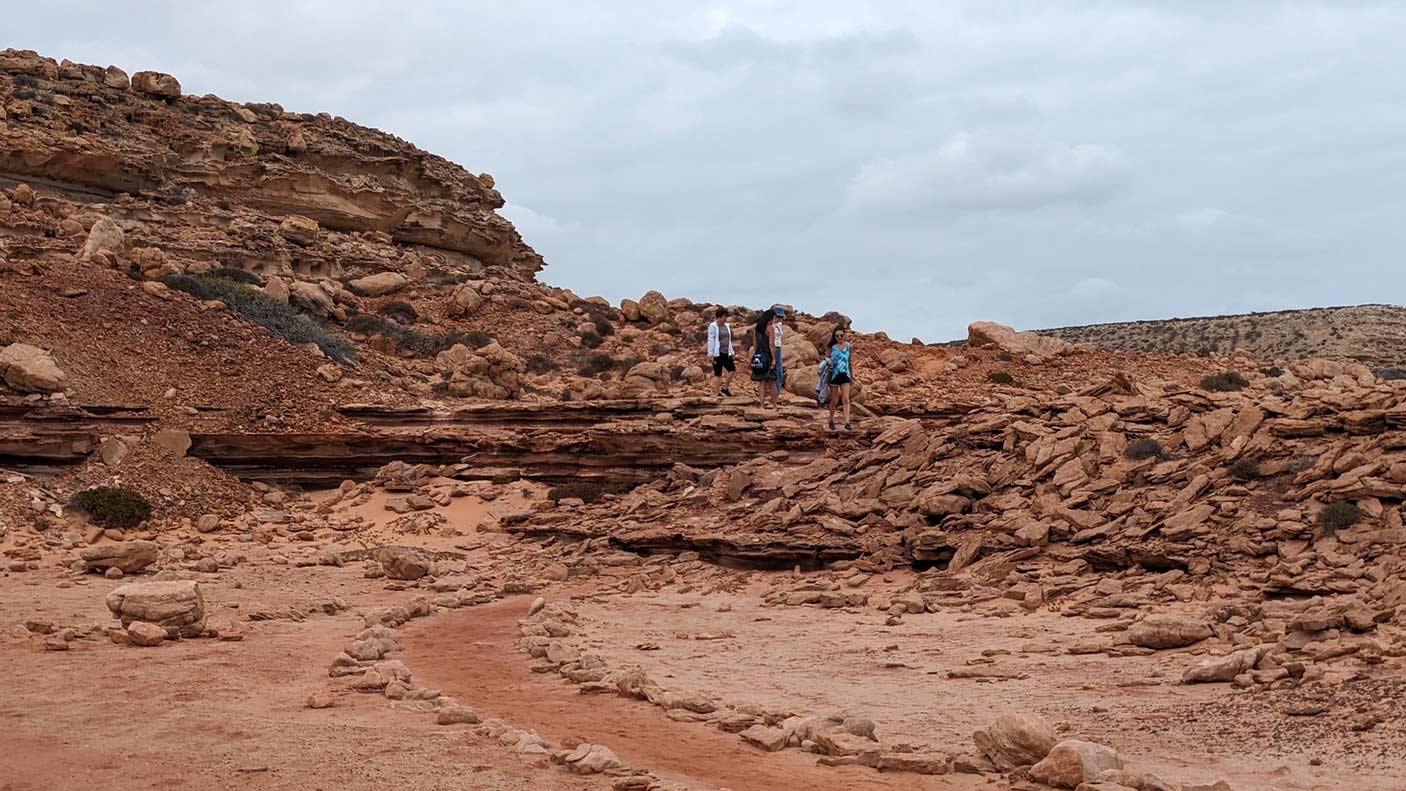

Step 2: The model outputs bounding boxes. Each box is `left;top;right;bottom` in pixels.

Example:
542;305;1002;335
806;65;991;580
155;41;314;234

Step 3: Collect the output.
79;541;158;574
0;49;543;279
967;321;1073;358
973;713;1057;769
0;343;67;393
1029;739;1123;788
105;580;206;637
1126;615;1213;649
436;342;525;400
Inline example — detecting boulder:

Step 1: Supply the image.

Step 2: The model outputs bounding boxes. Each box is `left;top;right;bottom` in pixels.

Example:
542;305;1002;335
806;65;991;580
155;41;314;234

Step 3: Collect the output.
620;298;641;322
638;290;669;323
448;283;484;316
289;281;335;317
126;621;167;647
0;343;67;393
78;217;124;260
1029;739;1123;789
1126;615;1213;650
437;704;480;725
279;215;321;246
263;276;290;303
437;342;525;400
1182;645;1268;684
348;272;409;297
130;71;181;98
102;65;129;89
106;580;206;637
379;547;430;580
968;321;1072;357
80;540;158;574
973;713;1058;769
560;743;620;774
153;428;192;456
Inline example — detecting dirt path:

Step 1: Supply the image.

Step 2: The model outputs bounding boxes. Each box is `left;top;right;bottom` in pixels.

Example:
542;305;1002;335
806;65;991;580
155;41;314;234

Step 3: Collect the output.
401;598;996;791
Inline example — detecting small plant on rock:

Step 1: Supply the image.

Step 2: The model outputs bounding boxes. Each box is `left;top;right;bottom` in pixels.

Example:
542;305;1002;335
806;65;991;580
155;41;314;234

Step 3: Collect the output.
70;486;152;530
986;370;1016;386
1124;438;1165;461
376;300;419;324
1317;501;1362;535
1229;457;1261;481
1199;371;1249;392
209;266;262;285
526;354;558;374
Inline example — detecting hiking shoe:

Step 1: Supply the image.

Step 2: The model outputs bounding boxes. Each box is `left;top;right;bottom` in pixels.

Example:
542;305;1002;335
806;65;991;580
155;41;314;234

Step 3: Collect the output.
828;420;835;431
844;422;852;431
721;387;732;396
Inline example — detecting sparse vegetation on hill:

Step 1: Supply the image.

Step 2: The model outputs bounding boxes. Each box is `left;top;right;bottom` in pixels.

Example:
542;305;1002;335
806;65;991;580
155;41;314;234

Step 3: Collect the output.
1040;304;1406;369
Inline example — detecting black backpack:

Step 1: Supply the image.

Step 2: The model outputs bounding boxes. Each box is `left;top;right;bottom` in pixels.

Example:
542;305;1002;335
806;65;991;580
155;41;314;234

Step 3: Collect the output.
749;345;771;375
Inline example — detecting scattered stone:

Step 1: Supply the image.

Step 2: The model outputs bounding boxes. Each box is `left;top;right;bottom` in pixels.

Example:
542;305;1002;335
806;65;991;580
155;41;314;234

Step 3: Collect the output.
1030;739;1123;789
126;621;167;647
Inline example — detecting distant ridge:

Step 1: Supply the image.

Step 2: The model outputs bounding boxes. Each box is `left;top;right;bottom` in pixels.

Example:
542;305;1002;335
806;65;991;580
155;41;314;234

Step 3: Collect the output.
1037;304;1406;370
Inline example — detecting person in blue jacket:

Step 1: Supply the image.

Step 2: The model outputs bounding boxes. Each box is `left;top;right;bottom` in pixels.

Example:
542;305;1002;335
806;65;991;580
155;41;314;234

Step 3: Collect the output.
825;327;854;431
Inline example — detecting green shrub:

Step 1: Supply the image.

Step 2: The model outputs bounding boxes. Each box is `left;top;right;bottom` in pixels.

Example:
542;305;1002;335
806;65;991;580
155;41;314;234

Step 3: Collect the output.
345;314;390;335
161;273;215;300
579;304;615;337
388;326;475;358
526;354;558;374
167;274;355;362
1259;366;1284;378
577;352;617;377
71;486;151;529
209;266;262;285
581;333;604;349
1229;457;1261;481
986;370;1016;386
1124;438;1165;461
376;300;419;324
490;472;521;485
649;343;670;357
996;351;1014;362
1318;501;1361;535
1200;371;1249;392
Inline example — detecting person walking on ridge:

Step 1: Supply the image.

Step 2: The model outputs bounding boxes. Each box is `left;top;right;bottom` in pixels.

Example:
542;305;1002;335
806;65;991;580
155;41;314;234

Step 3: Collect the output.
750;312;778;409
770;305;786;398
825;327;854;431
706;307;735;397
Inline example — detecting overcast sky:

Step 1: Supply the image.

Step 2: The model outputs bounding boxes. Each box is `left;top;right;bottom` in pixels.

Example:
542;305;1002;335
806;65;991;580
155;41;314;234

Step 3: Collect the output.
12;1;1406;340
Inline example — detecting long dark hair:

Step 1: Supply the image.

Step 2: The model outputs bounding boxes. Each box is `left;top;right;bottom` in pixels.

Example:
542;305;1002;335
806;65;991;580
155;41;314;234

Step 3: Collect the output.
827;326;847;351
754;312;773;341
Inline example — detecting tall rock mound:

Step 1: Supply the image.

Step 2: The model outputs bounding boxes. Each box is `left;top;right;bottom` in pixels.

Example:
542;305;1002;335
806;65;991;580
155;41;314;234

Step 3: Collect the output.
0;49;542;280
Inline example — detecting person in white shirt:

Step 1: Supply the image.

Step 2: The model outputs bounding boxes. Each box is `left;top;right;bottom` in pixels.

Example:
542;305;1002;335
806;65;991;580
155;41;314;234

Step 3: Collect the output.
706;307;735;396
771;305;786;397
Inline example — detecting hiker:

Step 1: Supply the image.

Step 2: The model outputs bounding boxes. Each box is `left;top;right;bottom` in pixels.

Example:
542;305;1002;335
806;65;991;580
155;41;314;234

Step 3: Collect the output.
706;307;735;396
750;312;778;409
770;305;786;397
826;327;854;431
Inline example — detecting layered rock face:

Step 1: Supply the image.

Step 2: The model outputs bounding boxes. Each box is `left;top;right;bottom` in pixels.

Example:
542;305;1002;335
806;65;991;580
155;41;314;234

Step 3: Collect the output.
0;49;542;280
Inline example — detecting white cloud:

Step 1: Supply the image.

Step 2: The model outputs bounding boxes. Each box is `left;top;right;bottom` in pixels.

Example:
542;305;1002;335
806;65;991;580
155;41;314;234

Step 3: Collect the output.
844;130;1130;216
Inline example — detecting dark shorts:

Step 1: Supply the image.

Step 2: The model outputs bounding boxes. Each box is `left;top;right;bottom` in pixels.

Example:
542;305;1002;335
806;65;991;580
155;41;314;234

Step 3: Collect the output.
713;354;735;376
830;372;851;386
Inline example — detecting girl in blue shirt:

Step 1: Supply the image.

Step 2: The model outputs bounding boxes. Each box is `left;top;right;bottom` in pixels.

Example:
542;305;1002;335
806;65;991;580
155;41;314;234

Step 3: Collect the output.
826;327;854;431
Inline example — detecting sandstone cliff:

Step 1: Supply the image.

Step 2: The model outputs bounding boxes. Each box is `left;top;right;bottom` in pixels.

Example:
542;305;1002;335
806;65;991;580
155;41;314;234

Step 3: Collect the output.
0;48;542;280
